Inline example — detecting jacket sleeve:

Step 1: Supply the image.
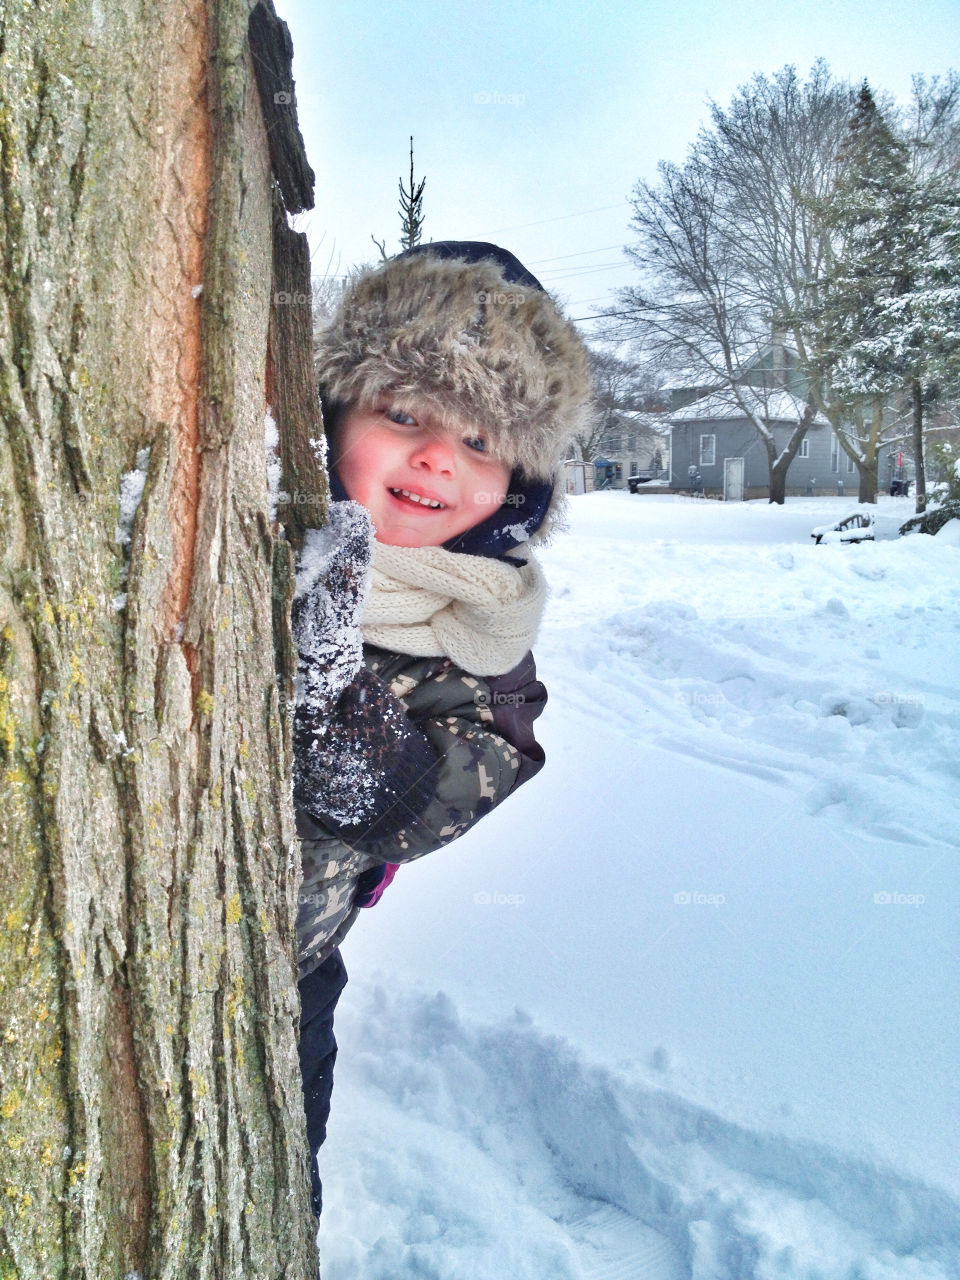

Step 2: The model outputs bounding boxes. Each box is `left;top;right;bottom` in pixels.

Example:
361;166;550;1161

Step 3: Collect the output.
322;651;547;864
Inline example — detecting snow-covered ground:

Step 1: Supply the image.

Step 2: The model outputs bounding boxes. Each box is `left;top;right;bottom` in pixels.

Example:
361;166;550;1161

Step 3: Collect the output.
317;493;959;1280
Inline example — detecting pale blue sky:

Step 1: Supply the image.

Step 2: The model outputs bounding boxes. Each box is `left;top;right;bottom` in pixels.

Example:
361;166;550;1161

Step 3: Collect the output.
274;0;959;329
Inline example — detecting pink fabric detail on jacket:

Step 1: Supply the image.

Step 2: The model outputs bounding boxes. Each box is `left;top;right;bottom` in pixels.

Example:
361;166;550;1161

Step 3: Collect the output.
359;862;400;908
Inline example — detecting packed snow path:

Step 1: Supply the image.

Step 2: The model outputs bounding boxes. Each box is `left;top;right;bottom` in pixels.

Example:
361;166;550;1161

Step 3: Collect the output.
317;494;959;1279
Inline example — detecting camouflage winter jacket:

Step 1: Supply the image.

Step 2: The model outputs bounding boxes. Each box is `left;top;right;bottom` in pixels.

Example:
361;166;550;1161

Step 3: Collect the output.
294;644;547;981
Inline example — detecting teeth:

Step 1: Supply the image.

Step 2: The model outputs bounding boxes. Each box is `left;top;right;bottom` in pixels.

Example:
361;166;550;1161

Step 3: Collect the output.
393;488;446;509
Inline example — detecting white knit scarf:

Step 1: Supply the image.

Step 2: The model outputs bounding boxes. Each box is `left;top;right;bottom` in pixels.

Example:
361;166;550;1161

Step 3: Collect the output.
361;542;547;676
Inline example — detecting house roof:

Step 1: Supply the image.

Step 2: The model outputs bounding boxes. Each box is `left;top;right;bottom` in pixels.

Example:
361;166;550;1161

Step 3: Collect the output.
669;386;829;427
666;340;803;392
667;368;721;391
618;410;672;435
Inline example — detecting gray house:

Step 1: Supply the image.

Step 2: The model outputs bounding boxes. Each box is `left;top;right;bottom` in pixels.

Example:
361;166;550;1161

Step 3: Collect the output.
668;347;914;499
669;388;846;498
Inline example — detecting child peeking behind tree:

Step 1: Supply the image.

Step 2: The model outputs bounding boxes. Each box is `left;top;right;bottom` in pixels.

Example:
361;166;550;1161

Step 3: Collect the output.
290;241;593;1220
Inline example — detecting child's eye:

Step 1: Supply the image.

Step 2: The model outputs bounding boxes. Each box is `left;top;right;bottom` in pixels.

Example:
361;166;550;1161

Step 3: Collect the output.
463;436;488;453
385;408;416;426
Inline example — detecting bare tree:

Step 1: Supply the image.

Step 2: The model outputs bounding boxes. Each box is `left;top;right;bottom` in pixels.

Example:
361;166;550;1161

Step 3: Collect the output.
0;0;328;1272
708;65;959;504
611;63;859;502
902;71;960;180
702;65;879;498
576;347;664;462
610;66;851;501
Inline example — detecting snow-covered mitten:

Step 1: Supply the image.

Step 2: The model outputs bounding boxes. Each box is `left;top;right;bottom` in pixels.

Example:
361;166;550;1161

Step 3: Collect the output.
291;501;439;836
291;501;375;716
292;664;439;836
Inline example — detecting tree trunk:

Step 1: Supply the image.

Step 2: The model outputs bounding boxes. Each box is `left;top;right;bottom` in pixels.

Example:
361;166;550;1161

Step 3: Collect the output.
0;0;321;1274
768;457;788;504
857;461;879;504
911;378;927;513
854;399;882;504
766;408;813;504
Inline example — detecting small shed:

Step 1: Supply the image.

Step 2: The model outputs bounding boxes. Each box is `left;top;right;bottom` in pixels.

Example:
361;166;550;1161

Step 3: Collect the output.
563;459;594;495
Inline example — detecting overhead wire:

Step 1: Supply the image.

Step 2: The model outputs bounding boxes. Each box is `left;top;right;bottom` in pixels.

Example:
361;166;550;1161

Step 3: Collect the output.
489;200;632;234
538;262;629;280
526;244;628;264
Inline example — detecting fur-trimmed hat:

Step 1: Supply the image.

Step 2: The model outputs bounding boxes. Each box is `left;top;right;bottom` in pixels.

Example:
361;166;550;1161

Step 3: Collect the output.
315;241;593;548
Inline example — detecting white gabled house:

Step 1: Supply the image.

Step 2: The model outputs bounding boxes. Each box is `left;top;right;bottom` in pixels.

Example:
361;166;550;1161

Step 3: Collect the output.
592;411;671;490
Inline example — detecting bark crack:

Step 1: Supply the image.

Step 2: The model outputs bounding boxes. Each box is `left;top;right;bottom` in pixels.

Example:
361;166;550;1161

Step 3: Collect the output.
150;0;212;650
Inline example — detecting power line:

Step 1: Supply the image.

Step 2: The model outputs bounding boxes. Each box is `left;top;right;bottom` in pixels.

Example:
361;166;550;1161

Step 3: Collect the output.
568;309;635;322
538;262;629;279
527;244;628;265
490;201;632;235
571;293;626;306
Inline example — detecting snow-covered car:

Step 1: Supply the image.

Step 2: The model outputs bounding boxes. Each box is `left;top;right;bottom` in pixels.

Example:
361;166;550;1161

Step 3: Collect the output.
810;511;876;544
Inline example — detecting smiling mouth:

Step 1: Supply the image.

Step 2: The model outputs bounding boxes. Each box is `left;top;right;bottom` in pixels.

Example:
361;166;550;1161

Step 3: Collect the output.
388;487;448;510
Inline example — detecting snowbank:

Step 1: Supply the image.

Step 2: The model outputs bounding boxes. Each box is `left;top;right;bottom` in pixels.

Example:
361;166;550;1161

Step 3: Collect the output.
319;493;959;1278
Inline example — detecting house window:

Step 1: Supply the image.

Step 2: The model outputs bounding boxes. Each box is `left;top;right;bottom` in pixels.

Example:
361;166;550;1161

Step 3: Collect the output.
700;434;716;466
627;434;636;451
607;435;621;451
799;438;810;458
830;435;839;472
846;453;855;474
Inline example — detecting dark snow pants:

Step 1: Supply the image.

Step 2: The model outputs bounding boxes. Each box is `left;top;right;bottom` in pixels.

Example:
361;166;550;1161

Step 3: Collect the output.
298;947;349;1219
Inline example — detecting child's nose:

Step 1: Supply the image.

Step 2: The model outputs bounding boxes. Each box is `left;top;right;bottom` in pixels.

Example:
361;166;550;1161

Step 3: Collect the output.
410;433;456;475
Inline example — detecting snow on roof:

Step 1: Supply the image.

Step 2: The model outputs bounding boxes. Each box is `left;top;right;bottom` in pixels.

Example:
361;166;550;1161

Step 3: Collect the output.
669;386;829;426
666;341;802;392
620;409;672;434
665;367;721;391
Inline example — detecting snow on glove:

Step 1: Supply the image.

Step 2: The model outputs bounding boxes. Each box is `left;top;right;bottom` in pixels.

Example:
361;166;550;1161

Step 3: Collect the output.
291;500;439;834
293;664;439;835
291;500;375;716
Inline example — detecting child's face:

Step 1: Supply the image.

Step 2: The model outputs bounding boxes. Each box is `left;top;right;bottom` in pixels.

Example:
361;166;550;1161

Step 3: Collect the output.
335;400;512;547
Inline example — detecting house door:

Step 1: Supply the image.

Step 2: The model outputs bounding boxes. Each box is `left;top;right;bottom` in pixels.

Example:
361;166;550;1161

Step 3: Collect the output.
724;457;744;502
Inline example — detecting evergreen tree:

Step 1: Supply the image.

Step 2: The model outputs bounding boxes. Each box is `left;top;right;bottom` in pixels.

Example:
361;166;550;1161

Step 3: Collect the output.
818;83;960;510
399;135;427;249
370;135;427;258
818;85;915;387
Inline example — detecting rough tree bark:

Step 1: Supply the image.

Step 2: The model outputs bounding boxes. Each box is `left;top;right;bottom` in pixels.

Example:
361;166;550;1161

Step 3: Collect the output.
0;0;325;1274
